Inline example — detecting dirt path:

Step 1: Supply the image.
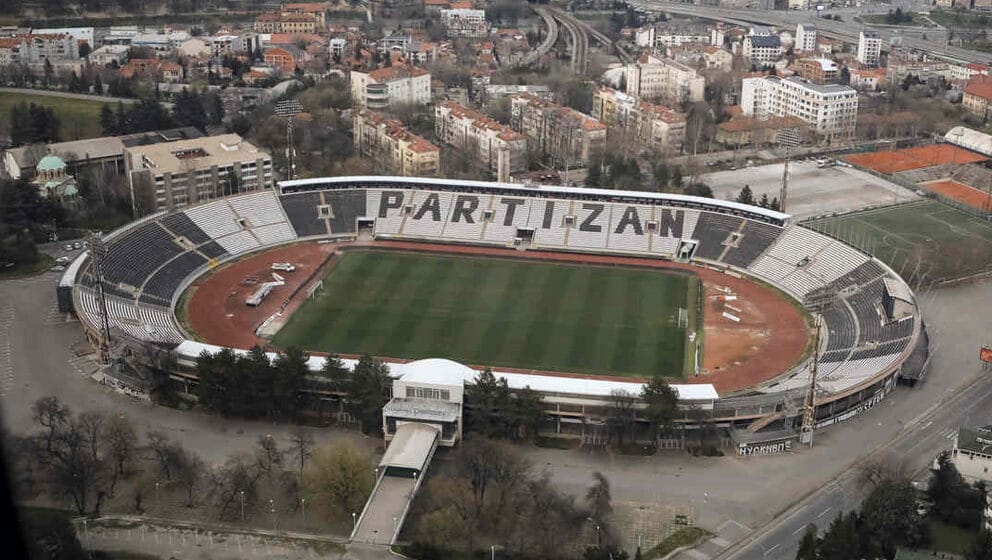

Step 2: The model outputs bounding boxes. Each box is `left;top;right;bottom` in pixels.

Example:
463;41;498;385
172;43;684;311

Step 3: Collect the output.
184;241;811;395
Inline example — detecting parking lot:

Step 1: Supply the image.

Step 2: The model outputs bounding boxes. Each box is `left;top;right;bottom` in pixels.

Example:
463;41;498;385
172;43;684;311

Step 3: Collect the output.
699;160;919;219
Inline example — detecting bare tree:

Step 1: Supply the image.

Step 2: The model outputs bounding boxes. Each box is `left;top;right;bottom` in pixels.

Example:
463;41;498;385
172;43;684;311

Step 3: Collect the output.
288;426;315;478
210;452;264;521
146;430;183;481
175;448;207;508
49;419;108;515
32;396;70;454
606;389;637;446
255;434;284;477
104;413;138;479
78;411;105;463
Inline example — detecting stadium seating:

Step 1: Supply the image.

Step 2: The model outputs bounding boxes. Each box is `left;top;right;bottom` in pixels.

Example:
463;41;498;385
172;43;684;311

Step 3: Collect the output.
528;199;570;248
401;191;454;238
228;191;288;228
721;221;783;268
198;241;228;260
606;204;652;253
252;222;297;246
184;200;241;238
690;213;744;261
483;196;535;244
141;252;208;302
216;230;261;255
101;223;183;289
280;192;329;238
160;213;211;245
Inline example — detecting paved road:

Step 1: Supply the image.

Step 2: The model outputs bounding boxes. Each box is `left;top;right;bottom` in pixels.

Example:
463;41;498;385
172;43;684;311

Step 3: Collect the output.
522;7;560;67
629;1;992;65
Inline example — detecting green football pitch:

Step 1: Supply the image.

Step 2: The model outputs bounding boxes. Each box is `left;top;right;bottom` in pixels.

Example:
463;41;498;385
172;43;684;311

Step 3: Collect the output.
271;250;700;378
804;200;992;284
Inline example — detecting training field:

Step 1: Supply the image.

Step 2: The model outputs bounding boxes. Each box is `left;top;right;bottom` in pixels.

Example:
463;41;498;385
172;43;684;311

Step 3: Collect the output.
271;250;699;379
804;200;992;283
844;145;987;174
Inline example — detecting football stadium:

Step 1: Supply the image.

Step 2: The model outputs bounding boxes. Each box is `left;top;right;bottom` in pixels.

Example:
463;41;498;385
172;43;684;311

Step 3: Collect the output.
58;176;928;441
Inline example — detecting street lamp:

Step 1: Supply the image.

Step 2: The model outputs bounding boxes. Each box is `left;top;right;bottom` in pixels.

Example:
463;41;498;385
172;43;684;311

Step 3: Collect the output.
352;512;357;531
301;498;306;522
491;545;496;560
392;516;398;536
269;499;276;530
586;517;601;546
239;490;245;521
155;482;160;509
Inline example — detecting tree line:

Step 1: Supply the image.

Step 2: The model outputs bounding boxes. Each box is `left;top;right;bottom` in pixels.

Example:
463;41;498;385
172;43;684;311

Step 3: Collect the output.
796;455;992;560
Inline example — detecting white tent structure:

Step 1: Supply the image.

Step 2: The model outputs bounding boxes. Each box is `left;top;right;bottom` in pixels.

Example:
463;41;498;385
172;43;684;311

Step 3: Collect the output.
945;126;992;157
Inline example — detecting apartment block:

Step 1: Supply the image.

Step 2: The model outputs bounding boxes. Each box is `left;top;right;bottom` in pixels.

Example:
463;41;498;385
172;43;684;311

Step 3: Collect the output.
592;87;686;155
353;110;440;177
508;93;606;168
350;65;432;109
794;58;839;84
740;76;858;140
743;34;782;66
434;101;527;177
124;134;273;212
625;53;705;105
857;30;882;67
440;9;489;37
795;23;817;53
963;75;992;121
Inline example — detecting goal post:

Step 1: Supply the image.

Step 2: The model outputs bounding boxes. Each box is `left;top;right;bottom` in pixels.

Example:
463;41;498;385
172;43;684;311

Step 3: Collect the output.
306;279;324;299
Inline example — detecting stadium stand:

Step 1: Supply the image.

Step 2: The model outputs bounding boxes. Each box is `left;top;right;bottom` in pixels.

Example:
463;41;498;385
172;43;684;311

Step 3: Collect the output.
198;241;228;260
101;223;183;288
690;213;744;261
280;191;329;238
184;200;241;238
160;213;212;245
141;252;208;302
216;230;260;255
721;221;783;268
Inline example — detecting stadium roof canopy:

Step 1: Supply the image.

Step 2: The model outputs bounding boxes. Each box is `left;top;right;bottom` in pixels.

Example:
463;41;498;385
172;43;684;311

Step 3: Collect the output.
945;126;992;157
175;341;720;401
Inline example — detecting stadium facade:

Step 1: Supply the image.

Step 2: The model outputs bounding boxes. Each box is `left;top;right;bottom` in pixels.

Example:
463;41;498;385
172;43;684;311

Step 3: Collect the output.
58;176;928;438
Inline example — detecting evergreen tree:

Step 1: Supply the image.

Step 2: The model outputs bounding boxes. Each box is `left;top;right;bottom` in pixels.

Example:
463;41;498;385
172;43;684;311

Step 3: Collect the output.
736;185;755;205
795;524;817;560
99;104;117;135
758;193;770;208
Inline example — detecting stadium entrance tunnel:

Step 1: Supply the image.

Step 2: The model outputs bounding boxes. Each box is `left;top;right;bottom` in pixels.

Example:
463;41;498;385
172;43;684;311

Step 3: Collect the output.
352;359;464;545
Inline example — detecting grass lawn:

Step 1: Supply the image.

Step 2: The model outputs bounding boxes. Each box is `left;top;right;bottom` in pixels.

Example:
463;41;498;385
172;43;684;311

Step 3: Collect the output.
645;526;713;559
929;9;992;28
0;253;53;280
860;12;928;26
0;92;108;141
272;250;696;378
803;200;992;284
928;519;976;555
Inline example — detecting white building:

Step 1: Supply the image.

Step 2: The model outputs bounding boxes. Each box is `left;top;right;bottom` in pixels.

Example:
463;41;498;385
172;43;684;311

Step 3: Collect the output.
949;427;992;483
434;100;528;177
88;44;130;66
743;34;782;66
857;30;882;67
625;53;705;105
350;65;432;109
796;23;817;53
439;9;489;38
740;76;858;140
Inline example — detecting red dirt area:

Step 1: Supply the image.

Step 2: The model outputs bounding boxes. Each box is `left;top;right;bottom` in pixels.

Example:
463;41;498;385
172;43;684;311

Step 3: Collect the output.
844;144;987;174
184;240;811;395
921;179;992;212
183;242;338;349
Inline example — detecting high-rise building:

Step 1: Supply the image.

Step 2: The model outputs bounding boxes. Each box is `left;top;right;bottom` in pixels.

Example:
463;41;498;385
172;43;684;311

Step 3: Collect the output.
795;23;817;53
353;110;440;177
508;93;606;168
350;65;432;109
434;101;527;175
857;30;882;67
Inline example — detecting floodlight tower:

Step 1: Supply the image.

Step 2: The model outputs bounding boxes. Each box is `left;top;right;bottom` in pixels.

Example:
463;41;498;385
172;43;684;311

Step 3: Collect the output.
779;157;790;214
799;318;821;446
275;99;304;181
87;234;112;363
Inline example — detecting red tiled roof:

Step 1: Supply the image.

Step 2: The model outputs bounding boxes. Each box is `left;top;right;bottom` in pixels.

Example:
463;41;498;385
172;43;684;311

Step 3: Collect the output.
965;75;992;101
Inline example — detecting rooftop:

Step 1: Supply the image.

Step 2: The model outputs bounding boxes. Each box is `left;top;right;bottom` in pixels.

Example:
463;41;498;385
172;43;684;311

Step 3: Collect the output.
964;74;992;101
379;423;439;471
747;35;781;49
956;426;992;456
366;64;430;83
125;133;269;173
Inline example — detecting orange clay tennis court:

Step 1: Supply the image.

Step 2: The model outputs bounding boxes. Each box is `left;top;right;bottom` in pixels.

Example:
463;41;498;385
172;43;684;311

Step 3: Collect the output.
844;145;987;174
921;180;992;212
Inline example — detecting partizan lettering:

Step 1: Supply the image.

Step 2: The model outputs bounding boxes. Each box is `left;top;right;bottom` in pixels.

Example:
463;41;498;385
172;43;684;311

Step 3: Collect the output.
376;192;685;237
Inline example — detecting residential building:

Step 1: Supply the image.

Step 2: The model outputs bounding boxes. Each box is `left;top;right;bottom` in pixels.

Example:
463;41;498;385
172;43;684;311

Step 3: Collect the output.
88;44;129;66
178;38;211;58
123;133;273;212
743;34;782;66
440;8;489;37
350;64;431;109
0;37;26;66
794;58;839;84
434;100;527;177
592;87;686;155
795;23;817;53
949;427;992;483
508;92;606;168
353;109;440;176
963;75;992;121
886;56;951;83
0;33;80;65
857;30;882;67
281;3;327;29
264;46;301;73
625;53;705;105
740;76;858;140
670;44;733;71
120;58;182;82
849;67;886;91
715;116;808;147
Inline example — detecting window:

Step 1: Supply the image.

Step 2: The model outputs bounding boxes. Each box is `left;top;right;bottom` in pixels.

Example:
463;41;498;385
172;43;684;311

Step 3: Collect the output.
405;386;450;401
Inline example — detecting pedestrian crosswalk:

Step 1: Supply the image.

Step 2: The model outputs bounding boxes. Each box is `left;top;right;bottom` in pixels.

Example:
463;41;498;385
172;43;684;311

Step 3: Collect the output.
44;302;77;325
939;426;958;440
68;355;98;378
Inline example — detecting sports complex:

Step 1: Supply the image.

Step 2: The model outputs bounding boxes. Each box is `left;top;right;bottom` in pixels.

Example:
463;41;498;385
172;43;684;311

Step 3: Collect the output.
58;174;932;440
